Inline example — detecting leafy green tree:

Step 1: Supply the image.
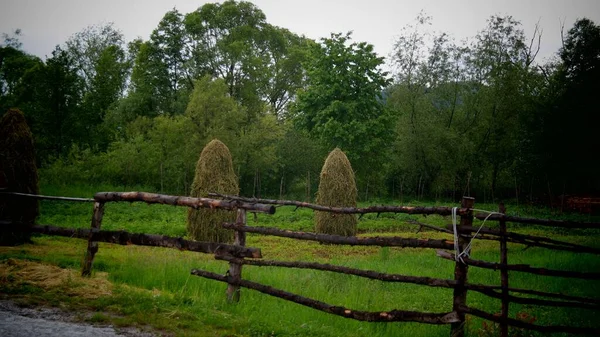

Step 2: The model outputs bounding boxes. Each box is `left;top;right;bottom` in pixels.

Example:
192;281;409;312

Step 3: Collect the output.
65;23;125;92
150;8;190;114
292;32;391;194
16;46;83;160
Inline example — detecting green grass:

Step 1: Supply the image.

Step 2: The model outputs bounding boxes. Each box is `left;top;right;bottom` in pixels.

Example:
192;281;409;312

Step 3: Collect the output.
1;183;598;336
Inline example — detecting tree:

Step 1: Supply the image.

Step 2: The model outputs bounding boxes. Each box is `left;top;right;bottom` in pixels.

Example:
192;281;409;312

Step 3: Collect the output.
65;23;125;92
17;46;83;160
150;8;190;114
293;32;391;194
539;18;600;195
315;148;357;236
187;139;239;242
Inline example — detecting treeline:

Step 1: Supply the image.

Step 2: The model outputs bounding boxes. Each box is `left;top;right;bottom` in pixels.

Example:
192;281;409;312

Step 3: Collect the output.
1;1;598;202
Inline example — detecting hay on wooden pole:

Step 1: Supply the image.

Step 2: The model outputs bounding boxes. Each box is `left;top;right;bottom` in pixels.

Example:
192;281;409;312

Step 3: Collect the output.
315;148;357;236
187;139;239;243
0;108;39;245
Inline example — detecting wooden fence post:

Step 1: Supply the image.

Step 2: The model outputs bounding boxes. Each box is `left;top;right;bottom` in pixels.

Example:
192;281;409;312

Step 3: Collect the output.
82;201;104;277
227;209;246;302
499;202;509;337
451;196;474;337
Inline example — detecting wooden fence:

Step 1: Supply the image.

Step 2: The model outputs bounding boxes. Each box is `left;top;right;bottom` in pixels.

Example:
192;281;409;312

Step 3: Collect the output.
1;191;599;336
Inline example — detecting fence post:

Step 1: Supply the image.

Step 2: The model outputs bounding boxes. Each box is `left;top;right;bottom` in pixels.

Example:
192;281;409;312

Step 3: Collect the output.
227;208;246;302
499;202;509;337
82;201;104;277
451;196;474;337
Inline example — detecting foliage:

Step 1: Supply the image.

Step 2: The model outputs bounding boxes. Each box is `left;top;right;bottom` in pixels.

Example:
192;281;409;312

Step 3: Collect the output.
0;108;39;244
187;139;239;242
2;3;599;202
315;148;357;236
293;32;392;196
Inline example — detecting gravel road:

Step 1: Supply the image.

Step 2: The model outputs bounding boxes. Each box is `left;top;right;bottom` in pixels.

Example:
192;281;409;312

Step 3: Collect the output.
0;301;158;337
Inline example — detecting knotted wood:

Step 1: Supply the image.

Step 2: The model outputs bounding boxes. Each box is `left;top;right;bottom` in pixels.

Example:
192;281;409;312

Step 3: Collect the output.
191;268;459;324
94;192;275;214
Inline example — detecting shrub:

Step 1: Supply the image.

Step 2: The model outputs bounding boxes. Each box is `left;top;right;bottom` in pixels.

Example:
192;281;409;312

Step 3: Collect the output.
315;148;357;236
187;139;238;242
0;108;39;245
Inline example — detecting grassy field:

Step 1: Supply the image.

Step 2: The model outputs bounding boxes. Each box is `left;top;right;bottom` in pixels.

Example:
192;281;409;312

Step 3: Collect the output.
1;184;599;336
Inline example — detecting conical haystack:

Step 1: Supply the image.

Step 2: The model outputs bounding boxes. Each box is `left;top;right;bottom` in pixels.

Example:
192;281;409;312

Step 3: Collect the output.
0;108;39;245
187;139;238;243
315;148;357;236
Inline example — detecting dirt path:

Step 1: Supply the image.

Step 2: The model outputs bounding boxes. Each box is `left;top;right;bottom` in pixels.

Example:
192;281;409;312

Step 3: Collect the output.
0;301;157;337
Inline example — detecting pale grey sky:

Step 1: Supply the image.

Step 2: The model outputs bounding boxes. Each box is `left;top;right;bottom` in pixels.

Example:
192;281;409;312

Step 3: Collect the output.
1;0;599;66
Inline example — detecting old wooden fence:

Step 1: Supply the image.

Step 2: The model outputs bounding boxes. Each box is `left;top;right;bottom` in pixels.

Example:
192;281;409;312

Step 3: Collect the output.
1;191;599;336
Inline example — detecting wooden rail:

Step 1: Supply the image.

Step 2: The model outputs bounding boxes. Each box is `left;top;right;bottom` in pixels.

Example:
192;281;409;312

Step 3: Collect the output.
221;223;455;249
191;268;460;324
0;223;261;258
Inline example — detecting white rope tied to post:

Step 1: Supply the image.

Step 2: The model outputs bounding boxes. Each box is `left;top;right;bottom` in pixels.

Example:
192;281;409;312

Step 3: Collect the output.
452;207;503;263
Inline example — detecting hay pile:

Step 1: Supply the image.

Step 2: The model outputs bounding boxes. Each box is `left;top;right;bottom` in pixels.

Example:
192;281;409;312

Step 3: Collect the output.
187;139;239;243
315;148;357;236
0;109;39;245
0;259;112;299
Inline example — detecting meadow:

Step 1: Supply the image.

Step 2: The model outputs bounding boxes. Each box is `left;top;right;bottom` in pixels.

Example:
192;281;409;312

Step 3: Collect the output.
1;184;599;337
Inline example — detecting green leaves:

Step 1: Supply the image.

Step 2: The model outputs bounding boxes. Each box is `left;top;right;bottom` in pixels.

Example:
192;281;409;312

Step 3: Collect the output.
293;32;391;181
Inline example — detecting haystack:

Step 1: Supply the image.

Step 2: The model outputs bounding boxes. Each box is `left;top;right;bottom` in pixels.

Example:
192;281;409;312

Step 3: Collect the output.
187;139;238;243
315;148;357;236
0;109;39;245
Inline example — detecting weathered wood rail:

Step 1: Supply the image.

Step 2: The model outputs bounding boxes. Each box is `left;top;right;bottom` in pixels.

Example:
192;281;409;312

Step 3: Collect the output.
196;194;600;337
2;191;599;336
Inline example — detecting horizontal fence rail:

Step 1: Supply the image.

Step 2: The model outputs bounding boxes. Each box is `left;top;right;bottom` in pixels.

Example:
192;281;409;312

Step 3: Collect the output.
222;222;455;249
436;250;600;280
190;268;460;324
95;192;276;214
210;193;600;229
0;191;94;202
460;305;600;335
210;193;470;216
214;255;600;311
0;222;261;258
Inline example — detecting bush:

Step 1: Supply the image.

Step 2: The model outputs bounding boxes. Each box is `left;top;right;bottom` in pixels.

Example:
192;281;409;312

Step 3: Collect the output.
315;148;357;236
0;108;39;245
187;139;239;242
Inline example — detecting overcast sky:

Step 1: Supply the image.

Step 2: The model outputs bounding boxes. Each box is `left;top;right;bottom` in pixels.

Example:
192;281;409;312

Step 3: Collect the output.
1;0;599;66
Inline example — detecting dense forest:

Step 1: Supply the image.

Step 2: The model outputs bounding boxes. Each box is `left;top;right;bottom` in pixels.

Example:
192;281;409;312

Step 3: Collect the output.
1;1;598;202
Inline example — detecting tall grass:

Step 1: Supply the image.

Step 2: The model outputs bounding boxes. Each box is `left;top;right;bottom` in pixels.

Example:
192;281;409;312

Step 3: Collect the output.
5;183;599;336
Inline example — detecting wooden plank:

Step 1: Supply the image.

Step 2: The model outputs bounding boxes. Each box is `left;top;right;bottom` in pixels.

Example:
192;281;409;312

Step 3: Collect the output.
191;268;460;324
451;197;474;337
222;223;455;249
82;201;104;277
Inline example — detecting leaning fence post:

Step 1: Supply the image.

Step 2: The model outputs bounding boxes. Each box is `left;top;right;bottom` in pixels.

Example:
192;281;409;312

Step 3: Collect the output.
227;208;246;302
451;196;474;337
499;202;509;337
82;201;104;277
